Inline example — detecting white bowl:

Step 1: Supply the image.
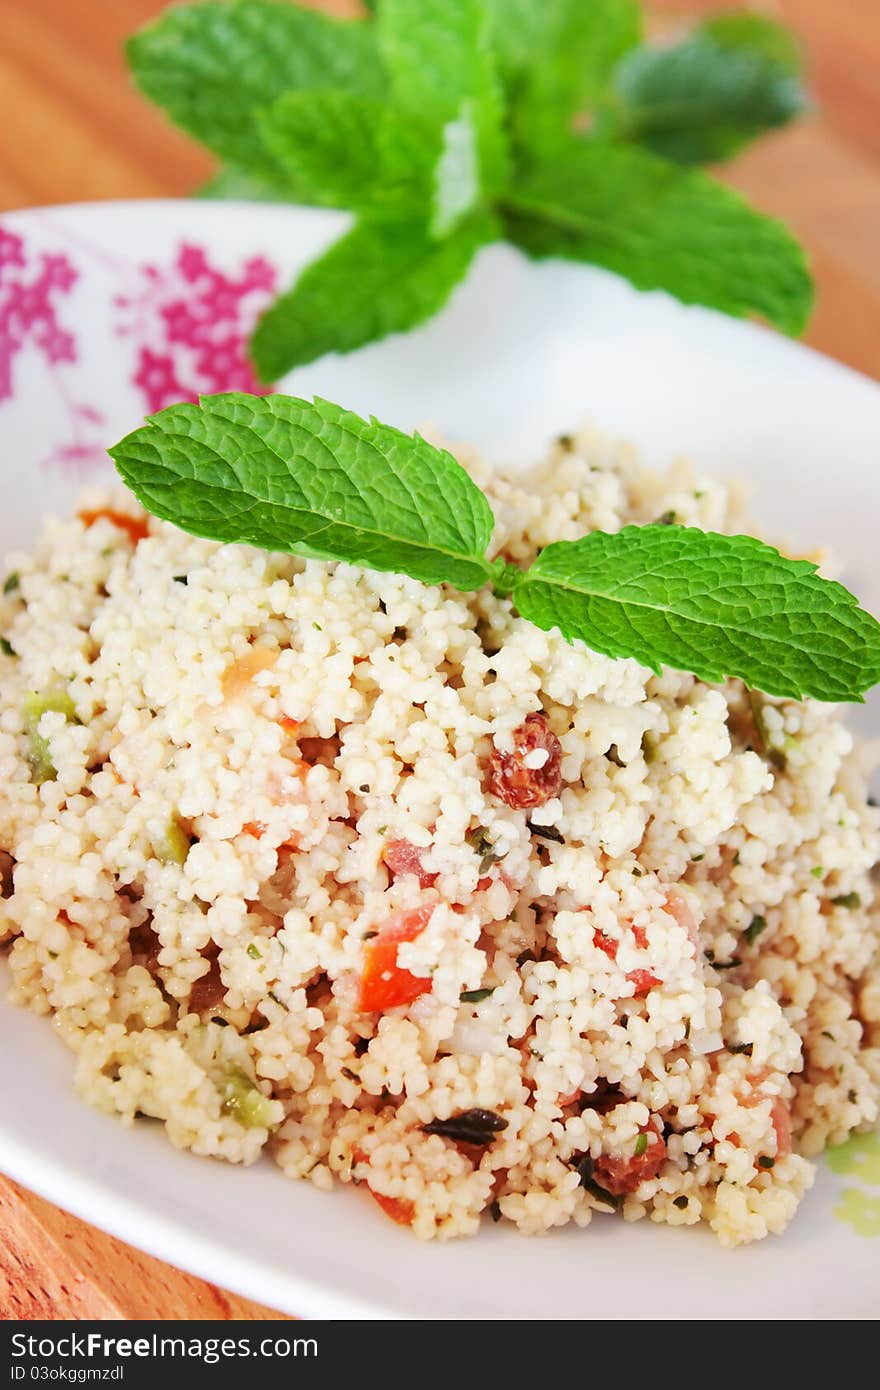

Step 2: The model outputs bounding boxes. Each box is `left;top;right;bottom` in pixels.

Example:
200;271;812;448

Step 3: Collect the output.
1;200;879;1319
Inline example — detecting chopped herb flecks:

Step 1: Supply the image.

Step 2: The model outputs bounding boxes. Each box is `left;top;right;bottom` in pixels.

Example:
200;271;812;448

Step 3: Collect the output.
831;891;861;910
526;821;565;843
574;1154;621;1210
466;825;503;875
460;987;495;1004
743;914;768;946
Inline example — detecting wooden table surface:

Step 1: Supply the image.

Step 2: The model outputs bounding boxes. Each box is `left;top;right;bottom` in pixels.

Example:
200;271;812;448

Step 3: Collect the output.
1;0;878;1322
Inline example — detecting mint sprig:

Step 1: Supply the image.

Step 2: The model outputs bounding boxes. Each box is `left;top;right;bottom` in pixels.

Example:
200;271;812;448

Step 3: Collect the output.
127;0;813;382
110;393;880;705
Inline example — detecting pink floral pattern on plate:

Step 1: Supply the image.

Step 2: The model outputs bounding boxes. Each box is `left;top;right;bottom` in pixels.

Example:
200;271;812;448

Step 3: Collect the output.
0;220;278;475
116;242;277;413
0;224;78;400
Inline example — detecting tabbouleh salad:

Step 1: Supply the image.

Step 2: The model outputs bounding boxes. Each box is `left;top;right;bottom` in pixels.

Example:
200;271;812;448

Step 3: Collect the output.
1;423;878;1243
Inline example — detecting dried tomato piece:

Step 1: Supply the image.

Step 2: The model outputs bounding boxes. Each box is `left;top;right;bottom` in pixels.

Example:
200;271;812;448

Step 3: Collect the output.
79;507;150;545
128;919;162;976
359;906;433;1012
367;1190;415;1226
770;1098;792;1158
594;1116;667;1195
188;946;225;1015
663;888;701;954
626;968;662;997
593;929;618;961
593;926;661;996
578;1080;626;1115
0;850;15;899
486;712;562;809
382;838;438;888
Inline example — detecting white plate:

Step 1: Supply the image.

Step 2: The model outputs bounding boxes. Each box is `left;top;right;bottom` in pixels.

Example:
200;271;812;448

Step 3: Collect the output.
1;200;878;1320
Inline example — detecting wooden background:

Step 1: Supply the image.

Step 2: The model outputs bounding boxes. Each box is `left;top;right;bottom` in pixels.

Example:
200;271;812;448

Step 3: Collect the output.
0;0;878;1320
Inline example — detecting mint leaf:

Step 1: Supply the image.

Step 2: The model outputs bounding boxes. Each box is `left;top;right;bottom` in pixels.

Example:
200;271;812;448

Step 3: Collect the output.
257;90;385;210
378;0;508;195
258;90;459;223
487;0;641;155
127;2;384;178
250;211;496;382
503;141;812;335
513;526;880;702
604;22;808;166
378;0;490;116
109;394;497;591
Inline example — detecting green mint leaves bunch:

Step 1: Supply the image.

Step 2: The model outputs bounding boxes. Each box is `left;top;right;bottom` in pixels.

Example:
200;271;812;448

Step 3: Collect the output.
109;392;880;704
127;0;813;384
